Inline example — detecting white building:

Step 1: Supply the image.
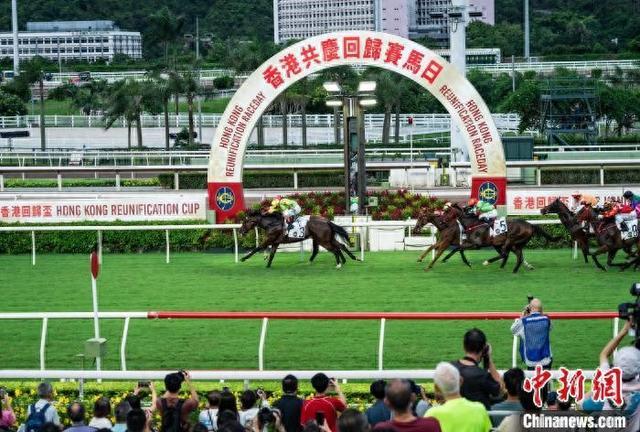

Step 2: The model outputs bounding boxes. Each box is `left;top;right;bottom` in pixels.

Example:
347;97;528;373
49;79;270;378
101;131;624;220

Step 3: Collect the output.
273;0;410;43
411;0;494;45
0;21;142;63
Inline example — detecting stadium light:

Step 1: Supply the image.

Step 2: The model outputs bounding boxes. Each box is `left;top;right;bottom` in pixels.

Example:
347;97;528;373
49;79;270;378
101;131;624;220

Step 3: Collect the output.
359;98;377;107
325;99;343;107
357;81;377;93
323;81;342;93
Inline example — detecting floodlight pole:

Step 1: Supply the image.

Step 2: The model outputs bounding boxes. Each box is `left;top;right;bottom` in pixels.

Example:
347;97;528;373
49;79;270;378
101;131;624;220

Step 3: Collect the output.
11;0;19;75
341;97;366;215
524;0;530;60
449;0;469;163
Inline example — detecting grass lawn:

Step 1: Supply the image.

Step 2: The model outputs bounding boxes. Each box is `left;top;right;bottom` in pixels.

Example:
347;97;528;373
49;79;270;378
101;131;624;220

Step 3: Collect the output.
0;250;634;372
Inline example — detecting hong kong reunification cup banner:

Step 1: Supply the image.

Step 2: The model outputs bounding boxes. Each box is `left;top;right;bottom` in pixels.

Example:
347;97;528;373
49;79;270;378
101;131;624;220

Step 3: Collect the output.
208;31;507;221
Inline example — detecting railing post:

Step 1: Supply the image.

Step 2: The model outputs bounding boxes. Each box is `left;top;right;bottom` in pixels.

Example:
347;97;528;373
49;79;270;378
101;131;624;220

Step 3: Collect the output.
258;317;269;371
573;241;578;260
0;174;3;192
293;171;298;190
120;317;130;371
40;317;48;371
174;172;180;191
233;228;239;263
31;231;36;266
115;172;121;191
57;172;62;191
165;230;170;264
254;227;259;248
536;167;541;186
600;166;604;186
360;225;366;261
377;318;386;371
97;230;103;264
512;335;518;368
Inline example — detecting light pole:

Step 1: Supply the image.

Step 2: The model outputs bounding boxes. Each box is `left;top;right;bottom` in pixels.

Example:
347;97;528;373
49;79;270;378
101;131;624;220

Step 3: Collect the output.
524;0;530;60
324;81;377;215
11;0;19;76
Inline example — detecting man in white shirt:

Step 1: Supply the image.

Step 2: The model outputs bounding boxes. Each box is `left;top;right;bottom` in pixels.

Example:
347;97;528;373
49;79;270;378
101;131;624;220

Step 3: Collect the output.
19;382;61;432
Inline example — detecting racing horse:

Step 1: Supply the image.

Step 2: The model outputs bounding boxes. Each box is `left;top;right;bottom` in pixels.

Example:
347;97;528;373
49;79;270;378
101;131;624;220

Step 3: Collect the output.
238;210;358;268
447;203;560;273
576;206;640;271
540;198;590;263
413;208;471;271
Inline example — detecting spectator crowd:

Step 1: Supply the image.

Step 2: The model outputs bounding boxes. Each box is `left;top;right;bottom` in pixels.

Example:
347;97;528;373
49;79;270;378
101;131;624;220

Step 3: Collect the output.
0;299;638;432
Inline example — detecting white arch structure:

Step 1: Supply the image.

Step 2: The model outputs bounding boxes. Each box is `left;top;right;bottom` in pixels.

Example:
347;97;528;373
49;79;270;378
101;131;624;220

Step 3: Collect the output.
208;31;506;221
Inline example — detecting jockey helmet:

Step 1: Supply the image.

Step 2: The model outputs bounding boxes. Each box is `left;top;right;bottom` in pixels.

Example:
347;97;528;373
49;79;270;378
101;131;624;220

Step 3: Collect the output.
467;198;479;207
571;191;582;198
443;201;452;210
623;190;633;199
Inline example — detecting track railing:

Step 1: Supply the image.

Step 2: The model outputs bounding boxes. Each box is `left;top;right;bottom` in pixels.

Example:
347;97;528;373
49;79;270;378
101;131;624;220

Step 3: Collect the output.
0;310;616;380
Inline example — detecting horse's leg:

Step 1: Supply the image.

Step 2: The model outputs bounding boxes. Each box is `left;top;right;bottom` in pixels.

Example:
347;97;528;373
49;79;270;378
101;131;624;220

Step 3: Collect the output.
266;243;280;268
441;246;460;263
607;249;624;268
241;240;271;262
425;245;448;271
338;242;359;261
417;244;436;262
590;245;608;271
484;246;505;266
309;241;319;263
579;238;590;264
459;249;472;268
512;247;524;273
332;247;343;268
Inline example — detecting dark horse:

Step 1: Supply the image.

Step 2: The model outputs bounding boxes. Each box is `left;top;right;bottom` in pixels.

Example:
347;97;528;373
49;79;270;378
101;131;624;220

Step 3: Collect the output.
413;208;471;271
576;206;640;271
238;211;358;268
446;203;560;273
541;198;590;263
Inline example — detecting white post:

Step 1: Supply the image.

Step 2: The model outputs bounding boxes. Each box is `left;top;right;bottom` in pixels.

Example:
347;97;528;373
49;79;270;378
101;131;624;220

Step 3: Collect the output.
91;271;101;372
120;317;130;371
299;241;304;262
293;171;298;190
536;167;541;186
97;230;103;264
449;0;469;163
115;172;121;191
233;228;239;263
613;317;620;356
174;172;180;190
258;317;269;371
360;226;365;261
11;0;19;76
572;241;578;260
31;230;36;266
0;174;4;192
600;166;604;186
40;317;48;370
254;227;259;248
57;173;62;191
165;229;170;264
377;318;386;370
512;335;518;368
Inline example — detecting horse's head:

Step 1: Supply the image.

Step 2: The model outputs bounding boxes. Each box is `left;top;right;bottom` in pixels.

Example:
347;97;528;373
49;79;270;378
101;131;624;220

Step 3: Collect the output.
413;208;430;234
540;198;561;215
239;210;262;235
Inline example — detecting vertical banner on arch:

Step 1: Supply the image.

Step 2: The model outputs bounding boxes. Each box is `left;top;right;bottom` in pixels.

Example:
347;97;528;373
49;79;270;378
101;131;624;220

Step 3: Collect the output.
208;31;507;221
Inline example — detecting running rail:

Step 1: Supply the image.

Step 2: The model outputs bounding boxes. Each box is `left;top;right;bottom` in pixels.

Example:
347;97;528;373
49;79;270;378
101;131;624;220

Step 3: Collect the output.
0;310;619;376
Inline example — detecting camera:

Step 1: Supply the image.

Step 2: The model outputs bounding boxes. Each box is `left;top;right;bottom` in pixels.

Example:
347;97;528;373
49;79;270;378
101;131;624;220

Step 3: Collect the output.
257;407;276;426
523;295;534;315
0;388;5;399
618;283;640;347
137;381;150;388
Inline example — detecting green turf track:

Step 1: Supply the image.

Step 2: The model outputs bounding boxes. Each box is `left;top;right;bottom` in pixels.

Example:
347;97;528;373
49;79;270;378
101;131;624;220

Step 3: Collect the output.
0;250;636;372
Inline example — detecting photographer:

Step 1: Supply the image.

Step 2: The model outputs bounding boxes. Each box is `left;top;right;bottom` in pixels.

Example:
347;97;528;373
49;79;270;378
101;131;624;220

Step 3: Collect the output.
510;298;552;369
249;408;286;432
452;328;503;409
300;374;346;432
581;319;640;427
156;371;199;432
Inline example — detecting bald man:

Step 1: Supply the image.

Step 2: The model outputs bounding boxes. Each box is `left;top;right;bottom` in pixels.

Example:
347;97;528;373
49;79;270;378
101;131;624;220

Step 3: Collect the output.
511;298;553;369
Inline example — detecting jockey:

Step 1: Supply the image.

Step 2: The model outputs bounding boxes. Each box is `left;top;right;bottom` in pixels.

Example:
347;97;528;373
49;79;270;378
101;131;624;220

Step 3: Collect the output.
571;191;598;212
468;198;497;224
615;191;640;231
268;195;301;228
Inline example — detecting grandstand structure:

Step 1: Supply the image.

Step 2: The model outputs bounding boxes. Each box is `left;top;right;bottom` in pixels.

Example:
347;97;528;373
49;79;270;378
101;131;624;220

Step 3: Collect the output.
540;78;598;146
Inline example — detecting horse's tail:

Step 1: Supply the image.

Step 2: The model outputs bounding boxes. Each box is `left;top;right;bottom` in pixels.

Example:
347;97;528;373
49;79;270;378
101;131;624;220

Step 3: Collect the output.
532;224;562;243
329;221;351;246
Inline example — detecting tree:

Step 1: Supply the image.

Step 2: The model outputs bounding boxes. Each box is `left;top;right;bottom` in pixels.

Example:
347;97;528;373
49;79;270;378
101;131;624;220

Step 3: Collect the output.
180;70;200;147
148;7;186;66
0;90;27;116
288;79;313;147
49;80;108;116
103;79;155;149
499;80;542;133
375;72;408;145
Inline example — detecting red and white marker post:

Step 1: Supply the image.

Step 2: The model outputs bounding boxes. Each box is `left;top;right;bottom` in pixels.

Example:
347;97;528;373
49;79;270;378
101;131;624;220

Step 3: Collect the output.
90;251;101;371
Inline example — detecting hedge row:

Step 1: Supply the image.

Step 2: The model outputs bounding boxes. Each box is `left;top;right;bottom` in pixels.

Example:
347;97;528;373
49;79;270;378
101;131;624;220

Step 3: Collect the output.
4;178;160;188
0;220;258;254
541;169;640;185
159;171;344;189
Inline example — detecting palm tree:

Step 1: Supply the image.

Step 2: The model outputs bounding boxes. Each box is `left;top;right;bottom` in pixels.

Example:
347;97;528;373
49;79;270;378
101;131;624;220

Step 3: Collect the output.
149;7;185;66
288;79;312;147
376;72;407;145
178;70;200;147
147;72;173;150
278;91;290;147
103;79;151;149
167;71;184;116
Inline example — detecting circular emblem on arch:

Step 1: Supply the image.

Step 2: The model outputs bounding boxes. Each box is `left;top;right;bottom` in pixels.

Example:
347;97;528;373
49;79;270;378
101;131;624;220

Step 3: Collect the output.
478;181;499;205
215;187;235;211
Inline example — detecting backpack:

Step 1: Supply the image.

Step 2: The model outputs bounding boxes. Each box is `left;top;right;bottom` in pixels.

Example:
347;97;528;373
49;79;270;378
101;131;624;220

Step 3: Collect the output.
160;398;186;432
24;403;50;432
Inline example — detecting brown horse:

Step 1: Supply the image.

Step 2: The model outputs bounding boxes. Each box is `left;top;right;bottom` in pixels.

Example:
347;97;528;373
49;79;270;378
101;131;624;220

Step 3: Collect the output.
448;203;560;273
413;209;471;271
576;206;640;271
541;198;590;263
238;210;358;268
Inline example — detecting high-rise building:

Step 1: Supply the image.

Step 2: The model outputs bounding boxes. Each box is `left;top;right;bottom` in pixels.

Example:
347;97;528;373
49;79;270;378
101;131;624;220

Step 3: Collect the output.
0;20;142;63
273;0;410;43
410;0;494;46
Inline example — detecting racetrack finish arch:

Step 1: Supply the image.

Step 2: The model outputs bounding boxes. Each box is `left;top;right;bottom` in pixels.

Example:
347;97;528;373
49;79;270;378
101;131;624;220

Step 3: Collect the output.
208;31;506;221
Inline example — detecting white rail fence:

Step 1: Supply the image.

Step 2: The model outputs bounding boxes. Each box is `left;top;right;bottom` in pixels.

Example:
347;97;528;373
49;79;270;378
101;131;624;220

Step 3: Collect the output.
0;113;522;131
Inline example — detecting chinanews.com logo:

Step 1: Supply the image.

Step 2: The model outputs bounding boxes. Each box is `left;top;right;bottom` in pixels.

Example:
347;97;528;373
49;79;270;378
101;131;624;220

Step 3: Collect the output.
215;187;235;211
478;181;499;205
